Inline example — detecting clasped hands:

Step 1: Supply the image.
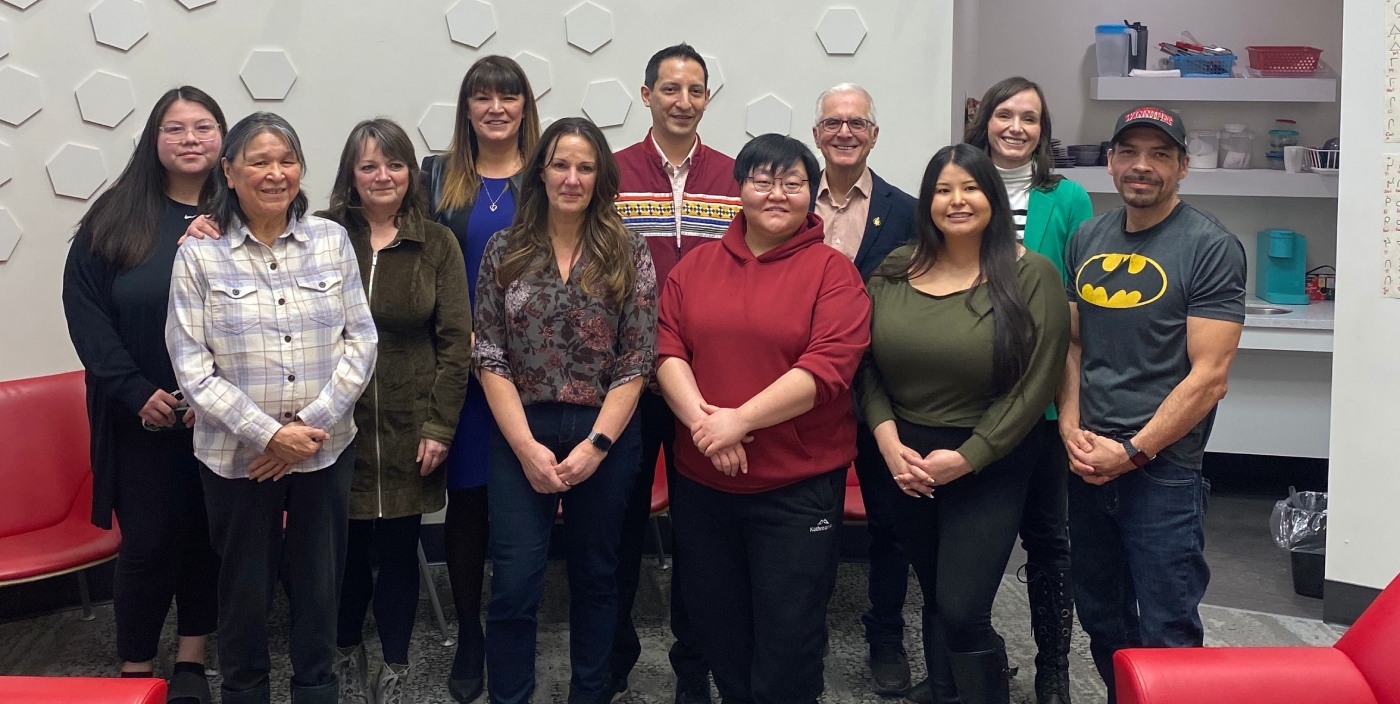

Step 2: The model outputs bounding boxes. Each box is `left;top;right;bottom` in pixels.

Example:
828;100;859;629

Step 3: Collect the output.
248;421;328;482
689;403;755;477
1062;427;1134;485
878;435;972;498
515;438;605;494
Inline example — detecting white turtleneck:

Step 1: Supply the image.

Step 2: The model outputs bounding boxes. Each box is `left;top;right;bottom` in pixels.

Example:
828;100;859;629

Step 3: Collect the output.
997;162;1034;240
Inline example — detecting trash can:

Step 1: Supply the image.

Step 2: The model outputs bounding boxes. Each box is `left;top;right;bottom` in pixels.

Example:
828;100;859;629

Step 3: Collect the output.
1271;490;1327;598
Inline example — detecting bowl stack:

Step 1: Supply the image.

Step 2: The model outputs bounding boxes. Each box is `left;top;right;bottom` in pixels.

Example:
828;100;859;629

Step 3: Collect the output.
1067;144;1102;167
1051;139;1074;168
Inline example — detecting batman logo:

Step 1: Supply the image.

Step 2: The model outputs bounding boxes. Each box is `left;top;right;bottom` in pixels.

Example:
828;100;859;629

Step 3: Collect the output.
1074;253;1167;309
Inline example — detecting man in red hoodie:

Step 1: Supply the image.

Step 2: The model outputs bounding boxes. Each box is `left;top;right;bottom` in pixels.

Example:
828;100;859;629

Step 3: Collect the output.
610;43;741;704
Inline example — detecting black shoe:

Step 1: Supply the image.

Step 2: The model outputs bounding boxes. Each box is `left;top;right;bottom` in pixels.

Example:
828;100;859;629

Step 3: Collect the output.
674;677;712;704
447;675;484;704
900;678;933;704
870;642;912;696
609;675;629;703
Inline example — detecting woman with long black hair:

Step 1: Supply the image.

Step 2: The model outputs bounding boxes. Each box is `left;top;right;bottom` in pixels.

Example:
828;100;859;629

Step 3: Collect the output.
860;144;1069;704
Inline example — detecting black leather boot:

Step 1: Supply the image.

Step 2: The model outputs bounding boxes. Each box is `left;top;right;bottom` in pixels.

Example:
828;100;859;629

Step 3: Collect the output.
948;641;1011;704
1026;563;1074;704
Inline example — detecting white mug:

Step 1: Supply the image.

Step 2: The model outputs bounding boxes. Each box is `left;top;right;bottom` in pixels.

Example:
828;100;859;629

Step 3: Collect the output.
1284;146;1307;173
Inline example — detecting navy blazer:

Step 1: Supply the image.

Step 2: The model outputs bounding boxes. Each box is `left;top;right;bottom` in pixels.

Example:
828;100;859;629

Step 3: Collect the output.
815;168;918;281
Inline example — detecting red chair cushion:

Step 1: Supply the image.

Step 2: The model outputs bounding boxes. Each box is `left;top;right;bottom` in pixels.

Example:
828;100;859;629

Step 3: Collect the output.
649;450;668;515
0;676;166;704
1114;647;1378;704
1336;574;1400;704
843;464;867;522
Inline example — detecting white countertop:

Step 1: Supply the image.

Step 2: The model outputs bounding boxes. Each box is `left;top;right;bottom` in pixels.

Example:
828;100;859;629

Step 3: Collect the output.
1244;298;1335;330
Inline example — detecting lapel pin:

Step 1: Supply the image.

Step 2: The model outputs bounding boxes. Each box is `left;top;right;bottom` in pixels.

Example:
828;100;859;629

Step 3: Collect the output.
873;216;882;227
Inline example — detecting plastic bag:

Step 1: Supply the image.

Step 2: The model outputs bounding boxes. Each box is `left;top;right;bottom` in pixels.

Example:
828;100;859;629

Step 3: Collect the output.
1271;489;1327;552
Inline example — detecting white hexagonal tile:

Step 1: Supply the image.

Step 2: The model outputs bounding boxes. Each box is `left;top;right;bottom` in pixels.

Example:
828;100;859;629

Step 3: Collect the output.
90;0;149;52
0;141;13;188
445;0;496;49
0;208;19;262
2;0;42;9
176;0;216;8
418;103;457;153
0;18;12;60
0;66;43;126
565;1;612;54
514;51;551;99
240;49;298;101
816;8;867;55
581;79;631;128
46;143;107;200
746;94;792;137
76;71;136;128
701;54;724;97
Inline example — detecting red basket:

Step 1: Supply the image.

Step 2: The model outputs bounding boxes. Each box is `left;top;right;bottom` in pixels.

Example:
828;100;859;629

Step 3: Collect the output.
1245;46;1323;75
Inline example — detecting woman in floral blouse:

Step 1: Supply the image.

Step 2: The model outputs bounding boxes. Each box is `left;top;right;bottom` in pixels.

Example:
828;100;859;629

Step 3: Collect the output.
473;116;657;704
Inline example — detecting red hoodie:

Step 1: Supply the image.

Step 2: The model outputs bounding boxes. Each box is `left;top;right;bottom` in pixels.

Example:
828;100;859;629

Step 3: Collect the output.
656;211;871;493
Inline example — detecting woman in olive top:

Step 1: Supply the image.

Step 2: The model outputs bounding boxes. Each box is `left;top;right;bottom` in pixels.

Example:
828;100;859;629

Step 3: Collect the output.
860;143;1069;704
963;75;1093;704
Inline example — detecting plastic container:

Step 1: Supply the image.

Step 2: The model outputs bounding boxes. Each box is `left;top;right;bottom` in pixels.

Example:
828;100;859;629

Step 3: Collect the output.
1246;46;1324;76
1095;24;1131;77
1266;120;1300;170
1220;124;1253;169
1171;53;1237;77
1187;129;1220;170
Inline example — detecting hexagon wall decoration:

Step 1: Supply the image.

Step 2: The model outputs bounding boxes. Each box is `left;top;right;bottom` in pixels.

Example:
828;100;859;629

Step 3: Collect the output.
176;0;216;8
745;94;792;137
0;141;13;188
701;54;724;97
514;51;552;99
90;0;149;52
816;8;867;55
581;79;630;128
445;0;496;49
418;104;457;153
565;2;613;54
0;66;43;126
76;71;136;128
0;18;12;60
47;144;108;200
239;50;298;101
2;0;42;10
0;208;20;262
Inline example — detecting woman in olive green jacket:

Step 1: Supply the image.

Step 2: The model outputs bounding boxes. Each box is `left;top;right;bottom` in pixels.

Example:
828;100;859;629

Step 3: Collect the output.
323;118;473;704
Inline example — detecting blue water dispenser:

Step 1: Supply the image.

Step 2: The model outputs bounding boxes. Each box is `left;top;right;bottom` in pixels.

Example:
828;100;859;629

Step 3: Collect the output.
1255;229;1310;304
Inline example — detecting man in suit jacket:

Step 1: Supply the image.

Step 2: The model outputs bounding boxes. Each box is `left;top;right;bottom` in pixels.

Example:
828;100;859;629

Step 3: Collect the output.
811;83;919;696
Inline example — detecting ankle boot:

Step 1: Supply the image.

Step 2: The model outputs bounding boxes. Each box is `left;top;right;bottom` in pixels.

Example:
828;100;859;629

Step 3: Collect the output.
1026;563;1074;704
948;642;1011;704
332;643;371;704
922;614;961;703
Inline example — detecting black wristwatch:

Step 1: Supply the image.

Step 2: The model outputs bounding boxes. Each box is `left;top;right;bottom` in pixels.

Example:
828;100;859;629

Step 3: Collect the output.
587;431;613;453
1122;439;1153;468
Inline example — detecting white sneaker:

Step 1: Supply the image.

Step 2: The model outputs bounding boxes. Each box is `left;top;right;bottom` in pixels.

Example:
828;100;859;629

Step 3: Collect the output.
333;644;371;704
375;662;411;704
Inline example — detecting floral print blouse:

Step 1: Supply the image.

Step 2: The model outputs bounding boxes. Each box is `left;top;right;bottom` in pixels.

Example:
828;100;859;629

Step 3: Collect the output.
474;227;658;407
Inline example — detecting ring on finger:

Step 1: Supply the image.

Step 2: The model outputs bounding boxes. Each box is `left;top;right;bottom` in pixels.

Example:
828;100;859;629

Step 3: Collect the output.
563;479;572;487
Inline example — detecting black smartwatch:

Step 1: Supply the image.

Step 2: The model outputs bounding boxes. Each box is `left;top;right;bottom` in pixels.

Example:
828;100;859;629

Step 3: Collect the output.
587;431;613;453
1122;439;1153;468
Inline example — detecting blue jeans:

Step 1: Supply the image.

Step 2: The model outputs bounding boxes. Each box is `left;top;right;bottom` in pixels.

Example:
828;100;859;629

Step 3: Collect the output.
1067;458;1210;702
485;403;641;704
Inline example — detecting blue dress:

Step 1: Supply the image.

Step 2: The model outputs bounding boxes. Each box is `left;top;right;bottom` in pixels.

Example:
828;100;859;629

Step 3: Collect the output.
443;177;516;490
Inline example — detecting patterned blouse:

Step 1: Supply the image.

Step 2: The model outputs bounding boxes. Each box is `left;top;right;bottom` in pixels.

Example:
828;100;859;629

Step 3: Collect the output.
474;227;657;407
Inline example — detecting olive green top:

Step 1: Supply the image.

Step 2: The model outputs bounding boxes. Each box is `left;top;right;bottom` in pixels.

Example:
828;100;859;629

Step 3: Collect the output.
858;245;1070;472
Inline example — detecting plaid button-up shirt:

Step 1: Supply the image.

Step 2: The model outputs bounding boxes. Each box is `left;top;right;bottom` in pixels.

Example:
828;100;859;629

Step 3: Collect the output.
166;215;378;479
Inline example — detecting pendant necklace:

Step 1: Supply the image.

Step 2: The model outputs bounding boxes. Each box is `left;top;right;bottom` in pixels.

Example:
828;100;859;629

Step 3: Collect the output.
482;179;507;212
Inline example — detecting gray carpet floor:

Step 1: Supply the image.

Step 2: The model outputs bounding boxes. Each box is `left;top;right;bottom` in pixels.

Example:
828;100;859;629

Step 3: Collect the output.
0;561;1345;703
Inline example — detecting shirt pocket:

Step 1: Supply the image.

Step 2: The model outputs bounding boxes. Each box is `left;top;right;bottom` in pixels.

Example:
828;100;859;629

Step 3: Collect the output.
295;270;345;327
208;280;260;334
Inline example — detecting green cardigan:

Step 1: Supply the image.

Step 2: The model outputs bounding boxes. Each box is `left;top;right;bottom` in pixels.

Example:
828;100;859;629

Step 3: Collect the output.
1022;177;1093;420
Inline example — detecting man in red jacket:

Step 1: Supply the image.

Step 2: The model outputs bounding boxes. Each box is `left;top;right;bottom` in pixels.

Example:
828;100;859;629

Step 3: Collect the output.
610;42;742;704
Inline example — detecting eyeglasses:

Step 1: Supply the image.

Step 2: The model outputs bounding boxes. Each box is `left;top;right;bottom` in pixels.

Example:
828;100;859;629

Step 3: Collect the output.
817;117;875;134
747;177;808;195
159;123;220;143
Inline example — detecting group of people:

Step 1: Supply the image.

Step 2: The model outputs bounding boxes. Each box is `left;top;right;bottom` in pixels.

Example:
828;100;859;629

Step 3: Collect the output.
62;41;1245;704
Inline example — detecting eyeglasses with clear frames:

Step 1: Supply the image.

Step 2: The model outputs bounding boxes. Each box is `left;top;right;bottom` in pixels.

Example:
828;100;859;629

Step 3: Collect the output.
817;118;874;134
747;177;808;195
159;123;220;143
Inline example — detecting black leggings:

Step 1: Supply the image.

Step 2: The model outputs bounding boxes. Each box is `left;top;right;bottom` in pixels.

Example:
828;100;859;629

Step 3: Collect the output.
444;485;489;678
889;420;1036;655
337;514;423;664
1019;420;1071;571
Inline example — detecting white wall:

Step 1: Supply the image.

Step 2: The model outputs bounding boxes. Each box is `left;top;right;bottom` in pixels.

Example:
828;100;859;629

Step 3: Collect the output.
1326;0;1400;591
0;0;953;381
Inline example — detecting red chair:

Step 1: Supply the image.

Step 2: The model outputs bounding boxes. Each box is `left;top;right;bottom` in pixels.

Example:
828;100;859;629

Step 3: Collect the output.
843;463;867;523
0;371;121;620
1113;572;1400;704
0;676;165;703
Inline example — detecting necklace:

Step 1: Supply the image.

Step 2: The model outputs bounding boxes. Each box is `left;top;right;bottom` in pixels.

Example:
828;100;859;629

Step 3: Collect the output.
482;178;507;212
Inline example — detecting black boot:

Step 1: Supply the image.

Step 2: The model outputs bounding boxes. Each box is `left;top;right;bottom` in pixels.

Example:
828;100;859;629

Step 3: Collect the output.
1026;563;1074;704
948;641;1010;704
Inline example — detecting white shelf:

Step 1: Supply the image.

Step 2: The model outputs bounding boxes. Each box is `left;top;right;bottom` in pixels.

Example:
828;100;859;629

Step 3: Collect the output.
1090;76;1337;103
1064;166;1339;199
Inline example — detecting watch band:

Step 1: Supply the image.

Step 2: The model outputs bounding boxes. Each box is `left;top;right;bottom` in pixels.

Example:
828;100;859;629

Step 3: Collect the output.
1122;439;1152;468
587;431;613;453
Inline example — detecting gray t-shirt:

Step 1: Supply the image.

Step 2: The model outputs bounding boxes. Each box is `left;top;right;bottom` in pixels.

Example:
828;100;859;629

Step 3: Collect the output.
1065;202;1246;469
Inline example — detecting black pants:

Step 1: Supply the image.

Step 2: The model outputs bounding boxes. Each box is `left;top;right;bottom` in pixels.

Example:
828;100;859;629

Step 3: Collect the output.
852;424;911;647
201;448;354;703
111;425;219;663
672;469;845;704
445;485;489;679
889;421;1035;659
611;389;708;685
1019;420;1071;570
337;513;423;664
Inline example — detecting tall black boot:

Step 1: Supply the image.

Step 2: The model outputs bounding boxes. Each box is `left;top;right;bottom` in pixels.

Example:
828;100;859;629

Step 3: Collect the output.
903;612;961;704
948;640;1011;704
1026;563;1074;704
